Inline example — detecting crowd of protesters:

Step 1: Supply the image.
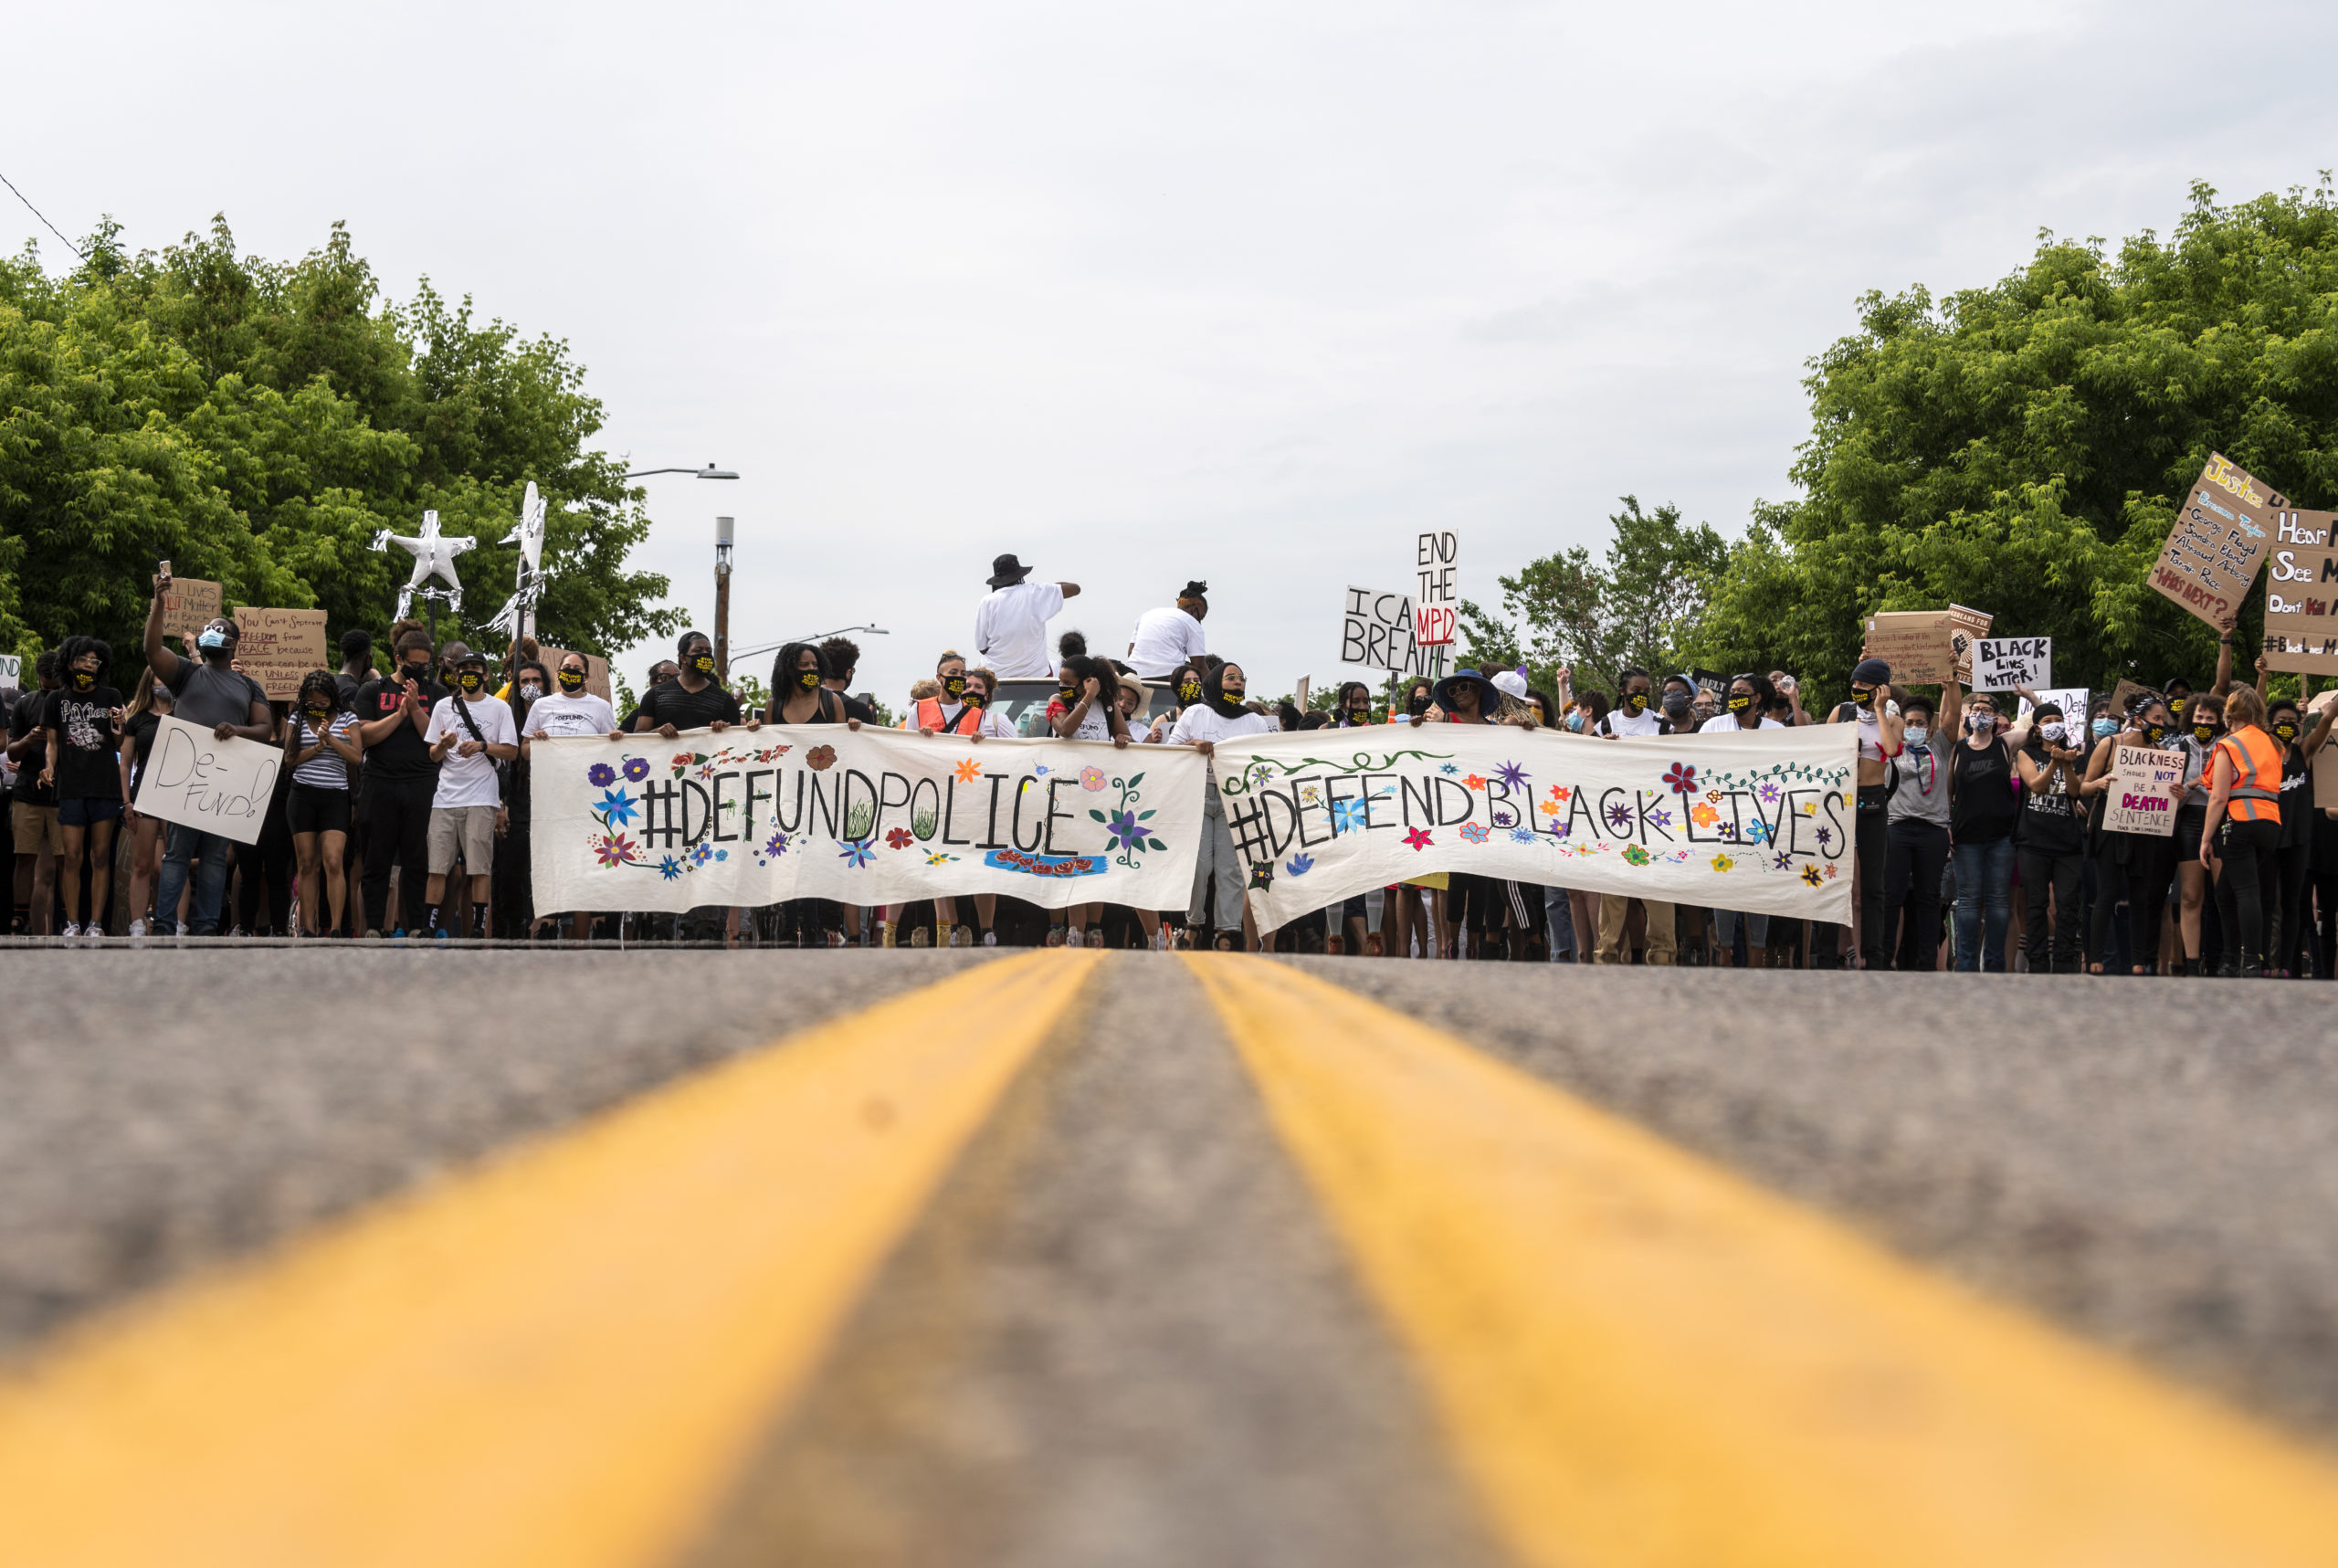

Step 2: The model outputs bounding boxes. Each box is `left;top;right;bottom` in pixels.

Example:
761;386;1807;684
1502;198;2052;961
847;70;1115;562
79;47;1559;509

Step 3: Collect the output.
5;558;2335;977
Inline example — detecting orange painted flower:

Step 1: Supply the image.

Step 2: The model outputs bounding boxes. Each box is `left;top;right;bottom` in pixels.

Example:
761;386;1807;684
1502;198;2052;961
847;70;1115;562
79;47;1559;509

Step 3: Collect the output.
1463;773;1487;791
953;758;982;784
1690;802;1720;827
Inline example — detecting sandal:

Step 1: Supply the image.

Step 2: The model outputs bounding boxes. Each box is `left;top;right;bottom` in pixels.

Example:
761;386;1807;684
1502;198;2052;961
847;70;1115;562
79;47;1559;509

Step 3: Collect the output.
1047;924;1068;948
1214;931;1238;952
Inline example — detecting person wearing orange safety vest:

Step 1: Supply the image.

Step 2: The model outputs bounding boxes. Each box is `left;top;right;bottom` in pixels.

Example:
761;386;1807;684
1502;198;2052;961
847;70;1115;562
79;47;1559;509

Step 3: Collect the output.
911;651;984;737
2199;685;2287;977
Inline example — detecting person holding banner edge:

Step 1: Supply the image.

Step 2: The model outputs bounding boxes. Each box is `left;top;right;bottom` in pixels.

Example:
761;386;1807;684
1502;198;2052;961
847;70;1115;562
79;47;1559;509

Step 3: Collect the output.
1172;660;1276;952
1817;658;1903;969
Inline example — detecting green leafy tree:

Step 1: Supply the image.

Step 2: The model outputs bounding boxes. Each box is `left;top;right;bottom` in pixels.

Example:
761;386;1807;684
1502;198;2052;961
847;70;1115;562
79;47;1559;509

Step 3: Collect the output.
0;216;679;668
1691;177;2338;699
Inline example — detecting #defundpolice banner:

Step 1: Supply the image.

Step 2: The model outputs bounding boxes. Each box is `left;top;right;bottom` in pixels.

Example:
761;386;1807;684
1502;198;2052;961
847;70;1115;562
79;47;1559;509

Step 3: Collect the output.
531;727;1207;914
1208;722;1859;930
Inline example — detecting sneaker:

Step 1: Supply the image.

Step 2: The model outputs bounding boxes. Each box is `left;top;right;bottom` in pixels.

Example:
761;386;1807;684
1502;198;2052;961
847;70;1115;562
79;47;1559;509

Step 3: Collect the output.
59;922;81;940
127;919;148;939
911;925;931;947
1084;927;1104;949
951;925;971;949
982;931;998;947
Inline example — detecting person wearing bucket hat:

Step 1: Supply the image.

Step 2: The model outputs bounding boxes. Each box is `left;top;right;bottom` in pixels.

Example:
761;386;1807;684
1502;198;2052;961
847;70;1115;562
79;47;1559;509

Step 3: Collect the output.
1813;655;1905;969
1431;667;1503;721
974;553;1080;679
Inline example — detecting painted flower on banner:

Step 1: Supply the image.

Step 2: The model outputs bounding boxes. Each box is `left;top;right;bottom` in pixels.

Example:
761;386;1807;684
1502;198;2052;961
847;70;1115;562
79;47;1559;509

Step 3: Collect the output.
595;833;637;868
597;787;637;826
807;745;837;771
1661;763;1697;795
671;752;696;771
622;756;651;782
1073;765;1103;792
1459;822;1490;844
1249;862;1275;889
764;831;790;858
1103;809;1144;853
1690;802;1720;828
1332;799;1369;836
1801;864;1824;888
953;758;982;784
1604;801;1634;832
1510;826;1537;845
839;839;875;868
1546;784;1573;806
1801;800;1818;816
925;850;958;866
1746;818;1772;846
1404;826;1434;850
1773;852;1795;872
886;827;914;849
1439;763;1459;775
587;761;617;788
1285;853;1315;877
755;744;791;763
1035;763;1051;777
696;761;721;782
1646;807;1673;832
1496;761;1530;791
658;856;685;881
691;844;714;867
1711;852;1734;872
1463;773;1487;791
1825;863;1839;879
1816;826;1833;847
1622;845;1652;867
1757;782;1781;804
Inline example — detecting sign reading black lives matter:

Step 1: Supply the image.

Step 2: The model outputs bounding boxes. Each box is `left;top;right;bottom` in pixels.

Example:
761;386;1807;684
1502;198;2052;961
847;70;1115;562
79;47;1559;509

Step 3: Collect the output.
1974;637;2050;691
533;727;1207;914
1208;723;1858;931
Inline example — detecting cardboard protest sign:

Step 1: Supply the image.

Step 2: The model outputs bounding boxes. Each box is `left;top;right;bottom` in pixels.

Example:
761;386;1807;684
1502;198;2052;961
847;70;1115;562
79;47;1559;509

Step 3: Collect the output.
1860;612;1958;684
2261;507;2338;675
1208;722;1859;930
2110;679;2159;721
2101;744;2184;837
1413;531;1459;646
229;607;330;700
1947;604;1993;680
1340;588;1433;677
532;728;1207;916
2017;688;2090;735
2316;745;2338;812
535;647;613;703
0;653;18;688
159;578;223;642
2149;452;2284;629
137;715;284;846
1975;637;2050;691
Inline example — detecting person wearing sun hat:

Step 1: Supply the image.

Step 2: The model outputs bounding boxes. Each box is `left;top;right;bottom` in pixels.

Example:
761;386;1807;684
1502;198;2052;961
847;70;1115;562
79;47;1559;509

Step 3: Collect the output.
974;553;1081;679
1431;667;1504;722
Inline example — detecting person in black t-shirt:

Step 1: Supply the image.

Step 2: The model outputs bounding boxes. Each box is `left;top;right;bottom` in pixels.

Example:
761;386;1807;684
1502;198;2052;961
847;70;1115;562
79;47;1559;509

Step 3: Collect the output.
1948;691;2019;972
7;652;62;934
616;659;679;734
817;635;879;725
119;668;174;937
612;630;759;738
2013;699;2090;974
353;620;448;936
39;636;124;937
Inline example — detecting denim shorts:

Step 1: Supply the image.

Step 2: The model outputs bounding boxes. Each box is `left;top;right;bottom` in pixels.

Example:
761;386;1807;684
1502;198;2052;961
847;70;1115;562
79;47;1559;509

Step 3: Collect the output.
58;796;125;827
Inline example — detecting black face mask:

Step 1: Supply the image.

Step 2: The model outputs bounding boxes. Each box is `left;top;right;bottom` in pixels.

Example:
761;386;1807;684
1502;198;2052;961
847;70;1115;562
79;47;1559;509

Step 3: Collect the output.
964;689;987;709
303;706;329;726
1625;691;1648;713
2193;723;2217;742
1661;692;1691;717
690;654;715;675
2143;723;2168;745
458;671;484;694
2276;721;2301;743
402;661;430;683
1349;705;1371;721
71;670;96;691
1058;685;1078;704
1852;688;1875;709
1407;691;1430;714
797;669;821;689
558;669;585;693
1179;680;1202;703
1727;694;1752;712
943;675;965;698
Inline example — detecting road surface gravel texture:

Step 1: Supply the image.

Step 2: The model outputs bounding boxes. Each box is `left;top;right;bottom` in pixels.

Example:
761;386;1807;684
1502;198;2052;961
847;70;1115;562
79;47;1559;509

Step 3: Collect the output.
2;949;2334;1563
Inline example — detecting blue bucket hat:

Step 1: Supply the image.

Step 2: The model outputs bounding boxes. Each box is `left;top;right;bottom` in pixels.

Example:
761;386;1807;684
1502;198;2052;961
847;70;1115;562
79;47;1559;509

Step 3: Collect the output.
1431;667;1502;716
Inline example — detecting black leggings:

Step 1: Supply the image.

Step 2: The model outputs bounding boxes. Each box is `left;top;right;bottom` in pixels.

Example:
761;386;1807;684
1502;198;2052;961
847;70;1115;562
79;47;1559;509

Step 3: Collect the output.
2273;837;2315;974
2213;816;2283;974
362;773;437;933
2092;831;2175;973
2017;847;2084;973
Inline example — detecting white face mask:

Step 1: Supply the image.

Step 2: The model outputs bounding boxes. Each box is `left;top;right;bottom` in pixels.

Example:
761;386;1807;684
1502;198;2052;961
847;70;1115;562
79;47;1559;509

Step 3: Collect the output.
1904;725;1930;747
2040;721;2067;742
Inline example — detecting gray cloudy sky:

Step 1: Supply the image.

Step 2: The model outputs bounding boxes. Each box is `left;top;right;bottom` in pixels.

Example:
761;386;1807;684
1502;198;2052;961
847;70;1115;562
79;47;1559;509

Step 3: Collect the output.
8;0;2335;703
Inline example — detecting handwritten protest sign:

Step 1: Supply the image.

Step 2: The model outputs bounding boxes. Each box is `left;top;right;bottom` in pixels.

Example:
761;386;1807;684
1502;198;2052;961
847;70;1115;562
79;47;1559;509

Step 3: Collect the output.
532;727;1207;916
1414;531;1459;646
2017;689;2091;741
1340;587;1433;676
1975;637;2050;691
1208;722;1858;930
2111;679;2158;721
230;607;330;700
535;647;613;703
1947;604;1992;680
159;578;223;642
1860;612;1958;684
0;654;18;688
2101;744;2183;837
2150;452;2283;629
138;715;283;845
2261;507;2338;675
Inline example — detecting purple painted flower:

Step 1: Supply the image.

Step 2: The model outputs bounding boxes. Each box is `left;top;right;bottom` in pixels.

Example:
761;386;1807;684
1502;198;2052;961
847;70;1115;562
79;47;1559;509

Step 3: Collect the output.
622;756;651;782
587;762;617;788
1604;801;1633;832
1496;760;1530;791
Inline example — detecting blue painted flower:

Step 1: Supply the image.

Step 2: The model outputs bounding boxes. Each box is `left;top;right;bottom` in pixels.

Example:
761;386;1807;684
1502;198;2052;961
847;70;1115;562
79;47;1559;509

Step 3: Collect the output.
1459;821;1491;844
1746;817;1772;845
1285;853;1315;877
1439;763;1459;775
1332;798;1369;836
657;855;684;880
1035;763;1051;777
1510;826;1536;844
622;755;651;782
587;762;617;788
715;849;728;861
690;843;714;866
597;787;637;826
1496;760;1530;791
839;839;876;868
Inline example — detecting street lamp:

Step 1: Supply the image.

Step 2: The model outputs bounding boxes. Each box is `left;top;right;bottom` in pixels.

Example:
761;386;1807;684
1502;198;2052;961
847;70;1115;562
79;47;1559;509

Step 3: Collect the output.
623;462;738;480
715;516;734;682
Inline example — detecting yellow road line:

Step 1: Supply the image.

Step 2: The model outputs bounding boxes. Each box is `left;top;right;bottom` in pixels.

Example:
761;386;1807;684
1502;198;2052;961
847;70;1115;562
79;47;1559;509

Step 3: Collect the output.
0;951;1101;1568
1187;953;2338;1568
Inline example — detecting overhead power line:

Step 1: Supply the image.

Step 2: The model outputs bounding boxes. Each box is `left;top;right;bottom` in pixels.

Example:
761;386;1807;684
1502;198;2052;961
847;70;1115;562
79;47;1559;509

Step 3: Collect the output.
0;168;85;258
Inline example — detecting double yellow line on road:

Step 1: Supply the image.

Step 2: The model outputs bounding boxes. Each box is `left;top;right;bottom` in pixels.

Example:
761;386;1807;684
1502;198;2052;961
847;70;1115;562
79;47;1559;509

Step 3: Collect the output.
1190;955;2338;1567
0;952;1100;1568
6;950;2338;1567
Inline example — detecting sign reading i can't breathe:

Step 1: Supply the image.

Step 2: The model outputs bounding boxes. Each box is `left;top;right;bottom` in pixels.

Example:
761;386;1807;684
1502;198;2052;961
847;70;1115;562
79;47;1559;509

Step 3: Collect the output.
1340;587;1435;677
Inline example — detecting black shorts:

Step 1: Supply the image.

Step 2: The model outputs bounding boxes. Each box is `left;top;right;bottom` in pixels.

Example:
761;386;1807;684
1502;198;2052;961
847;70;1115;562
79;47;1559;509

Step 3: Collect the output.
289;783;353;837
2174;801;2207;863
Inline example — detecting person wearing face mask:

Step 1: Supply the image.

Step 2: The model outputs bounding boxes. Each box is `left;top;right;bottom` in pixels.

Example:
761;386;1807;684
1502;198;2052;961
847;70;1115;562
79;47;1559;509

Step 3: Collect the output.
1880;679;1961;972
1597;670;1662;737
353;622;448;938
1820;658;1906;971
37;636;124;938
1395;677;1439;727
142;569;274;936
6;651;63;936
284;668;363;939
1127;580;1210;679
1698;673;1788;966
515;652;618;943
623;631;753;739
422;651;521;939
494;658;552;940
1170;660;1279;951
616;660;680;733
1658;674;1699;734
915;652;985;737
2198;686;2288;977
1948;688;2017;972
2253;662;2338;976
2013;700;2090;973
1579;668;1680;965
2168;692;2227;974
1045;651;1135;949
2078;696;2179;974
815;637;879;726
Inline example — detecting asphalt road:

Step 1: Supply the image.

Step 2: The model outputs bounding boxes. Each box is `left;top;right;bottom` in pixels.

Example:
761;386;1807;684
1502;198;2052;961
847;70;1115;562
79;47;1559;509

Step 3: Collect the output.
4;951;2336;1565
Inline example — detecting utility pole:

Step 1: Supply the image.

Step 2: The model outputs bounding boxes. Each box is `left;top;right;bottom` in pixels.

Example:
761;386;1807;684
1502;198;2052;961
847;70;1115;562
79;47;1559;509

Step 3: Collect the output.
714;515;734;683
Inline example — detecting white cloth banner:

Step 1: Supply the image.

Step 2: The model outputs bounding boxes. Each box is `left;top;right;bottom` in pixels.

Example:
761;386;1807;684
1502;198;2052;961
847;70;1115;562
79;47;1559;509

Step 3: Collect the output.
1209;722;1860;928
530;727;1206;914
138;715;285;846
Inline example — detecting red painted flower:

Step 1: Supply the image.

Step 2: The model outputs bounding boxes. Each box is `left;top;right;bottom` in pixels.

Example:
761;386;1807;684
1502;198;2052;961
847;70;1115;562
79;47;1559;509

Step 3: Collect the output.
1463;773;1487;791
672;752;696;770
1404;826;1434;851
807;744;837;771
1661;762;1698;795
886;827;914;848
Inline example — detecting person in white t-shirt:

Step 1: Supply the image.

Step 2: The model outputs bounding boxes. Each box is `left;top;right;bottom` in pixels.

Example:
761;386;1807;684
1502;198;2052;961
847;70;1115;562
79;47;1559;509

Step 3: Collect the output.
1596;668;1668;738
423;650;519;938
1699;672;1784;967
974;553;1079;679
1170;660;1279;950
519;651;618;745
1126;580;1209;679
